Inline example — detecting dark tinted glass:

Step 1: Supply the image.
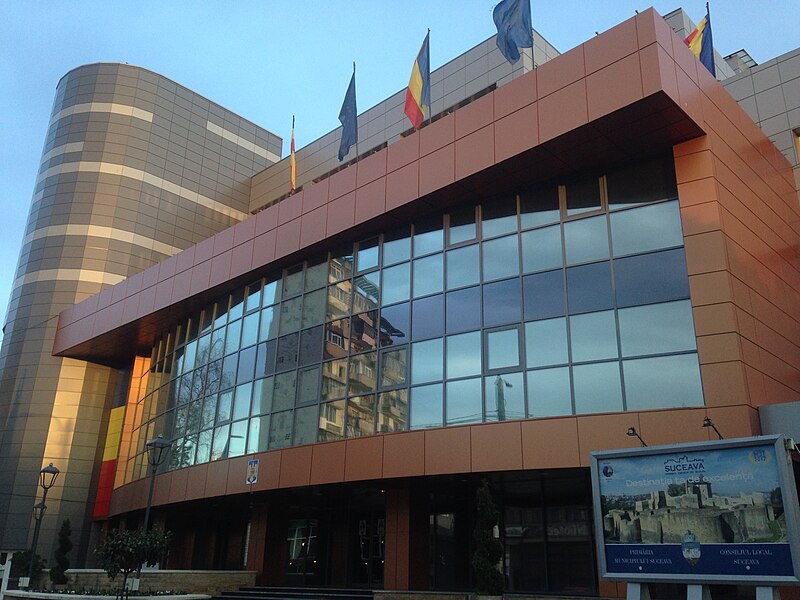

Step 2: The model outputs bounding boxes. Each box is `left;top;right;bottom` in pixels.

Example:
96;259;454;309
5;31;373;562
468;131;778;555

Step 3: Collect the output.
446;286;482;334
483;278;521;327
482;195;518;237
606;155;677;208
236;345;257;384
220;354;237;391
615;248;690;308
298;326;323;366
565;175;601;216
413;216;444;256
566;262;613;314
520;183;560;229
276;333;299;372
412;294;444;340
255;340;276;378
523;270;565;321
380;302;410;346
449;206;477;244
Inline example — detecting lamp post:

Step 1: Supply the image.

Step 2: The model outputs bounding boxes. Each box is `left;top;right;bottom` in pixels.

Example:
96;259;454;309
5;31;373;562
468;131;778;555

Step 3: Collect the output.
142;435;171;533
702;417;724;439
27;463;60;582
626;426;647;447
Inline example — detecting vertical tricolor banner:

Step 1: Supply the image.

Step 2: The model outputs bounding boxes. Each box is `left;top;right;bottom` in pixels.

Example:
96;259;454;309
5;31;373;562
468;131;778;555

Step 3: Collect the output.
684;4;716;77
93;395;126;519
404;31;431;130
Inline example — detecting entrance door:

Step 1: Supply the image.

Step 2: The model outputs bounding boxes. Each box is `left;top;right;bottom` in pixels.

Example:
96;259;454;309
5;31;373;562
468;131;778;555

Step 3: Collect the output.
286;518;324;586
350;510;385;588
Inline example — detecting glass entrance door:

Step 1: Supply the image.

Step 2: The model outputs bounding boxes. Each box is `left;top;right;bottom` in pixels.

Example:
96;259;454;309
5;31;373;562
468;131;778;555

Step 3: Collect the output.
350;510;385;588
287;518;323;585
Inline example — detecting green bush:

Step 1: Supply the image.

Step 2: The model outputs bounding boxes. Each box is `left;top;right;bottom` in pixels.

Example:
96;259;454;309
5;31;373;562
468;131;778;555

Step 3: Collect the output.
50;519;72;584
94;529;171;596
10;550;45;579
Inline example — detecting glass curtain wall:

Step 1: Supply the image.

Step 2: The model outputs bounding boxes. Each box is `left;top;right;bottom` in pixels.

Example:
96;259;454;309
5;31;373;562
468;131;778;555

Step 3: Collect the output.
123;156;703;482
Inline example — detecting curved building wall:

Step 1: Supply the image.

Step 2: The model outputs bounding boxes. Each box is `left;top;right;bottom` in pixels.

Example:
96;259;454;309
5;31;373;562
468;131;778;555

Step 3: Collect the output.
0;63;280;564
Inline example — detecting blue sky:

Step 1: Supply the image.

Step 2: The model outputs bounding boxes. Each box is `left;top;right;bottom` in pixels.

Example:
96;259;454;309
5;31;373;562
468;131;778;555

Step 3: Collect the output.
599;445;782;497
1;1;797;339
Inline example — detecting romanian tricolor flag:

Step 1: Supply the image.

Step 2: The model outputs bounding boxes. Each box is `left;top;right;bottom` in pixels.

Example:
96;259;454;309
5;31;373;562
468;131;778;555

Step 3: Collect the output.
404;31;431;130
290;116;296;193
93;395;126;519
684;4;716;77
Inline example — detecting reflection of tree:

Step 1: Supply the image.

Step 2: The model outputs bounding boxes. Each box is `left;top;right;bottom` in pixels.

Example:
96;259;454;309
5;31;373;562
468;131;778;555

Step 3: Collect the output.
166;335;227;470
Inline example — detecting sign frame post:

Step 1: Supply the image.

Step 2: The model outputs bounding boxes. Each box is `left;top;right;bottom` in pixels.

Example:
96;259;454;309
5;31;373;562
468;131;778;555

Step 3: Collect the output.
591;434;800;592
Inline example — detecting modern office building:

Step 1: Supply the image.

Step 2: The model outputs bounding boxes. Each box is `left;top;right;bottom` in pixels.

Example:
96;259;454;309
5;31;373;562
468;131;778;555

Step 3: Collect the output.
0;64;281;565
3;6;800;597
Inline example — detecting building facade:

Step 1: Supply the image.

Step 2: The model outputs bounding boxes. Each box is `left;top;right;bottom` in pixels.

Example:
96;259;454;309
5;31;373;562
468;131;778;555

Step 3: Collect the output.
3;7;799;597
0;63;281;564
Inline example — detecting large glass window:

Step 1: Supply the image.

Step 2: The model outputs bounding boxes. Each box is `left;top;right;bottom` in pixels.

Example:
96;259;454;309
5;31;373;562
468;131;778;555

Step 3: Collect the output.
618;300;696;357
563;215;608;265
615;249;689;308
573;362;622;414
569;310;618;362
525;318;568;367
486;328;521;371
523;270;565;321
446;287;481;334
446;331;482;379
411;339;443;384
521;225;562;273
483;278;521;327
413;253;444;297
483;235;520;281
446;244;480;289
527;367;572;417
623;354;704;410
410;383;443;429
446;378;482;425
485;372;524;421
611;200;683;256
136;155;699;481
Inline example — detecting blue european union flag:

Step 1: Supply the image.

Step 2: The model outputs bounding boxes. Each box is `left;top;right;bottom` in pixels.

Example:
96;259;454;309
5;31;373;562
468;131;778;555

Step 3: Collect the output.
338;71;358;161
493;0;533;64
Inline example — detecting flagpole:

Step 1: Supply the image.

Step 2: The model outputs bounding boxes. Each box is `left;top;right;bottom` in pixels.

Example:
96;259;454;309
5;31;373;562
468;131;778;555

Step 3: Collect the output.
426;28;432;128
353;61;360;163
290;114;295;195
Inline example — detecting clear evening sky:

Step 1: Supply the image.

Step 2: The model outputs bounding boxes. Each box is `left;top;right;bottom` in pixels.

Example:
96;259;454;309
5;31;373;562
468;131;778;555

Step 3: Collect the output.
1;1;797;340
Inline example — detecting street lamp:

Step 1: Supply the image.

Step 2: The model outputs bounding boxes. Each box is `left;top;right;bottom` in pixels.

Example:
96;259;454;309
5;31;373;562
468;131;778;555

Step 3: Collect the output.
27;463;60;582
702;417;724;439
626;426;647;447
142;435;171;533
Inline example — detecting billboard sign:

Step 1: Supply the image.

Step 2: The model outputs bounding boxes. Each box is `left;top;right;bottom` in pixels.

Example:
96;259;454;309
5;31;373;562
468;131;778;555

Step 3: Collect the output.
591;435;800;585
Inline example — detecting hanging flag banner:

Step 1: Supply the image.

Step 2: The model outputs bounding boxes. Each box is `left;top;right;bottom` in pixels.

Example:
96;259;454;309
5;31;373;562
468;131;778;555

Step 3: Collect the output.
684;4;716;77
338;66;358;161
591;435;800;585
493;0;533;64
404;31;431;129
246;458;259;485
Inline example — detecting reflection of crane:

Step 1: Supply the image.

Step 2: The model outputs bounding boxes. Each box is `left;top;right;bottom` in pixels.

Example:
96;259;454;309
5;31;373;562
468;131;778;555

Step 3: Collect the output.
494;375;512;421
